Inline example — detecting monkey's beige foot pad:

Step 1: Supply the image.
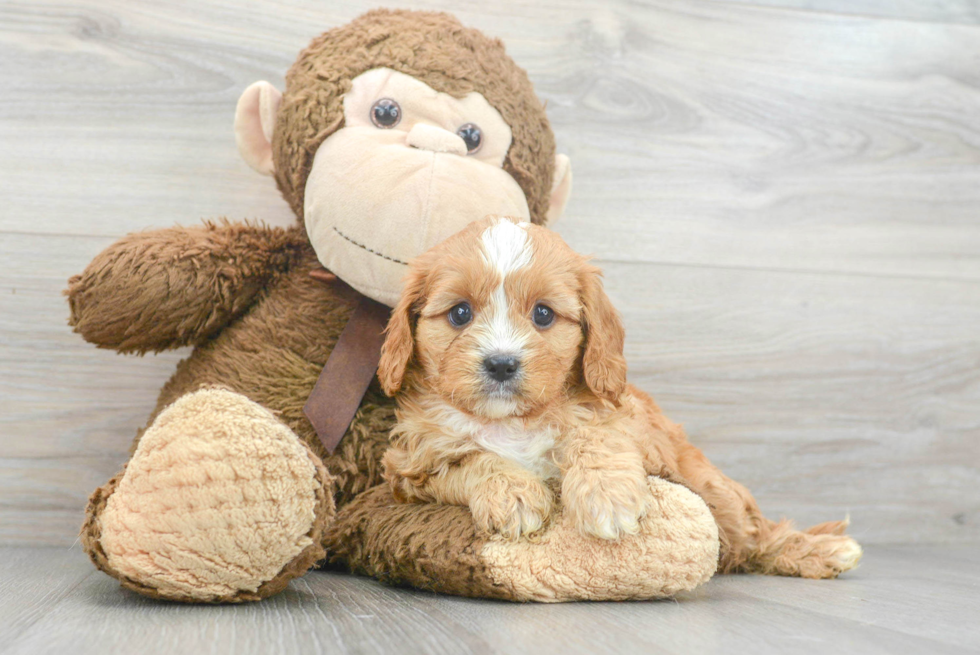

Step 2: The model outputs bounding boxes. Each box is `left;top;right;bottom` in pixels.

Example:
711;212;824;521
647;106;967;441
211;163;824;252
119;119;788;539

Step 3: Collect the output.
81;388;335;603
325;477;719;602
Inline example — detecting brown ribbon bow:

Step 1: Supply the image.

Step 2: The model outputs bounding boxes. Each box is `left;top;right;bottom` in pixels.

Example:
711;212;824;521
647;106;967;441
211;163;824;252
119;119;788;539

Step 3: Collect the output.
303;269;391;454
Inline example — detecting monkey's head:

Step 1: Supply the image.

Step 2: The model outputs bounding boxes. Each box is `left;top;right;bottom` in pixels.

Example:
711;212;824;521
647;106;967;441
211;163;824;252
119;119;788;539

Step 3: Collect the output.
234;9;572;306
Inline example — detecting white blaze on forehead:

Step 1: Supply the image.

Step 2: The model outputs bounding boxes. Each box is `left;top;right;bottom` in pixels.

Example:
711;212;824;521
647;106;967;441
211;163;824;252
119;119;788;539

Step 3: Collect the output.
480;219;532;275
476;219;534;358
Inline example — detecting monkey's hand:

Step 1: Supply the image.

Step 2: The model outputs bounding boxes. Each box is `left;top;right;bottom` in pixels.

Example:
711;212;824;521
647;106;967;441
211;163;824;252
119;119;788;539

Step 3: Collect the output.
67;221;306;353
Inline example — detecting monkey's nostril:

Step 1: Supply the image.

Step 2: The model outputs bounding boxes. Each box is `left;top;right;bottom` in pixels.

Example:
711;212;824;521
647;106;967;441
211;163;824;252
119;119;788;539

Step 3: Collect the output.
483;354;520;382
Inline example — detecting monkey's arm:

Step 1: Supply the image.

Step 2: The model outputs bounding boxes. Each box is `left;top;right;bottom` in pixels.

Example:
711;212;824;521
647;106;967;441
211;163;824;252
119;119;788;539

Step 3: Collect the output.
67;221;307;353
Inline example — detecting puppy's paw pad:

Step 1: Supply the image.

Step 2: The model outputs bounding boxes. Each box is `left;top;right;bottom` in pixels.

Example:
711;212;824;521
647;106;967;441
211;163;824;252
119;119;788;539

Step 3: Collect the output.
799;535;863;579
827;536;863;573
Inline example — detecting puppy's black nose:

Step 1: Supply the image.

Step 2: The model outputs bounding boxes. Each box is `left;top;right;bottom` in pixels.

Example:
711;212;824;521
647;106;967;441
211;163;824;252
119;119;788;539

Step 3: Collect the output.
483;354;520;382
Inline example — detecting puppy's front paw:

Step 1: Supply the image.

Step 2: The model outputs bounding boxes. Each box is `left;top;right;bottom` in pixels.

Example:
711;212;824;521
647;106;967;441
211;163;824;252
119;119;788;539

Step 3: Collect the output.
563;468;651;540
470;477;554;540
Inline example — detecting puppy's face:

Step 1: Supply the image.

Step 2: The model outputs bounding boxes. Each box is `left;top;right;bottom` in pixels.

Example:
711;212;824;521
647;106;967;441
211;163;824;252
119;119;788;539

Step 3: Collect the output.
379;216;627;419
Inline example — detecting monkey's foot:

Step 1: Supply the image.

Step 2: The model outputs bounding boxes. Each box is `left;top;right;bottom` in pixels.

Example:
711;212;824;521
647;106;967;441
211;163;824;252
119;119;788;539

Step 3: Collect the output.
81;388;335;602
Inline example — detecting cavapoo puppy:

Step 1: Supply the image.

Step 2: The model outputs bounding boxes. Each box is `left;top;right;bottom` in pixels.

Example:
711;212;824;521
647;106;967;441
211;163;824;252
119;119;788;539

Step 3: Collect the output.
378;216;861;578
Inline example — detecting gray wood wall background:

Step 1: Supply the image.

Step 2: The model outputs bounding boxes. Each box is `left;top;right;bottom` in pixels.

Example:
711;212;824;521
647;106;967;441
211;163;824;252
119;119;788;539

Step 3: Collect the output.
1;0;977;547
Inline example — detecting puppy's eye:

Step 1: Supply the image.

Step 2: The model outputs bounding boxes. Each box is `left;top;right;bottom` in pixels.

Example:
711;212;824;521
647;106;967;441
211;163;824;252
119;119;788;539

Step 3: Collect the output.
456;123;482;154
370;98;401;128
448;302;472;327
532;304;555;328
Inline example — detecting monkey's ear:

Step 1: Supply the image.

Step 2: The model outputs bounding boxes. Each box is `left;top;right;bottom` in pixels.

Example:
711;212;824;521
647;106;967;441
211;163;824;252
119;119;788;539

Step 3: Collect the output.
544;154;573;226
235;81;282;176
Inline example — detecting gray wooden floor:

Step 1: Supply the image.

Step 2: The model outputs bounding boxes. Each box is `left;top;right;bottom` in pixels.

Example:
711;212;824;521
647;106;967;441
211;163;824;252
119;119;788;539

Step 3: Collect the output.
0;545;977;655
2;0;979;652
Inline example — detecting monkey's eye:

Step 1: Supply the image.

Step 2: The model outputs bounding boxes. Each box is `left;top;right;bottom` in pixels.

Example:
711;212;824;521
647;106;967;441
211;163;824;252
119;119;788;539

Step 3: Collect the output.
370;98;401;128
532;304;555;328
448;302;473;327
456;123;482;154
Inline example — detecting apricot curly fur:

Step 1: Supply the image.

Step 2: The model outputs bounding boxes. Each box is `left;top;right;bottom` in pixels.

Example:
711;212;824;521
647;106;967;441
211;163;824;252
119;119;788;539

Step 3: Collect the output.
379;218;861;577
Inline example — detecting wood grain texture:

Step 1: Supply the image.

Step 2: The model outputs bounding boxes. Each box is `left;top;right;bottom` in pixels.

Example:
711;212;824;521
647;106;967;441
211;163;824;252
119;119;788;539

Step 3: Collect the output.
1;0;978;547
1;545;978;654
711;0;980;25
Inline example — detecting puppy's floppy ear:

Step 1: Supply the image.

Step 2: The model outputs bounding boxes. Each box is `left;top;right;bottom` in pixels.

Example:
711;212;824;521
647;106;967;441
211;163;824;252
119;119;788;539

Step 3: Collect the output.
378;261;429;396
579;263;628;401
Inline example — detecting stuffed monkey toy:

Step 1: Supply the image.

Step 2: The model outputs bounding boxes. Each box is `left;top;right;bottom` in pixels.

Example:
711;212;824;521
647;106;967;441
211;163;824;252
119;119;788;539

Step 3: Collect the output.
70;9;719;603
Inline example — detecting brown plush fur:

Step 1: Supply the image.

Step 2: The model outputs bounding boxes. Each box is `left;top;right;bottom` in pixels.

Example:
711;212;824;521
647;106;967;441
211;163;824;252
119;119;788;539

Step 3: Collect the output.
70;226;395;506
322;485;511;599
72;231;402;600
67;221;306;354
70;9;564;603
273;9;556;225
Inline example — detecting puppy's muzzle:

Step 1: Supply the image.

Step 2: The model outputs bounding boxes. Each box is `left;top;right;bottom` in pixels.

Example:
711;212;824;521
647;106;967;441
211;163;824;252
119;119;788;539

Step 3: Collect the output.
483;354;520;382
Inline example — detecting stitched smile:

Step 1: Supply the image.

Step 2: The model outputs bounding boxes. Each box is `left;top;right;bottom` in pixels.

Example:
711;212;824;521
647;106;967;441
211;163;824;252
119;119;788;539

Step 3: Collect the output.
332;227;408;266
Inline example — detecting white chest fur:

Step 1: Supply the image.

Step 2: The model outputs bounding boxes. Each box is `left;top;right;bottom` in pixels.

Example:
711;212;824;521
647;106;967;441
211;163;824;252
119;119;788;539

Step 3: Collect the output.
427;401;561;480
473;421;560;480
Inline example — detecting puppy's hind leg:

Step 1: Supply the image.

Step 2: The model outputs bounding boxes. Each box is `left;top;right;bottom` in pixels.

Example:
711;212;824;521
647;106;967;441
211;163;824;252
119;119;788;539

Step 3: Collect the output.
744;517;863;579
674;444;862;579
